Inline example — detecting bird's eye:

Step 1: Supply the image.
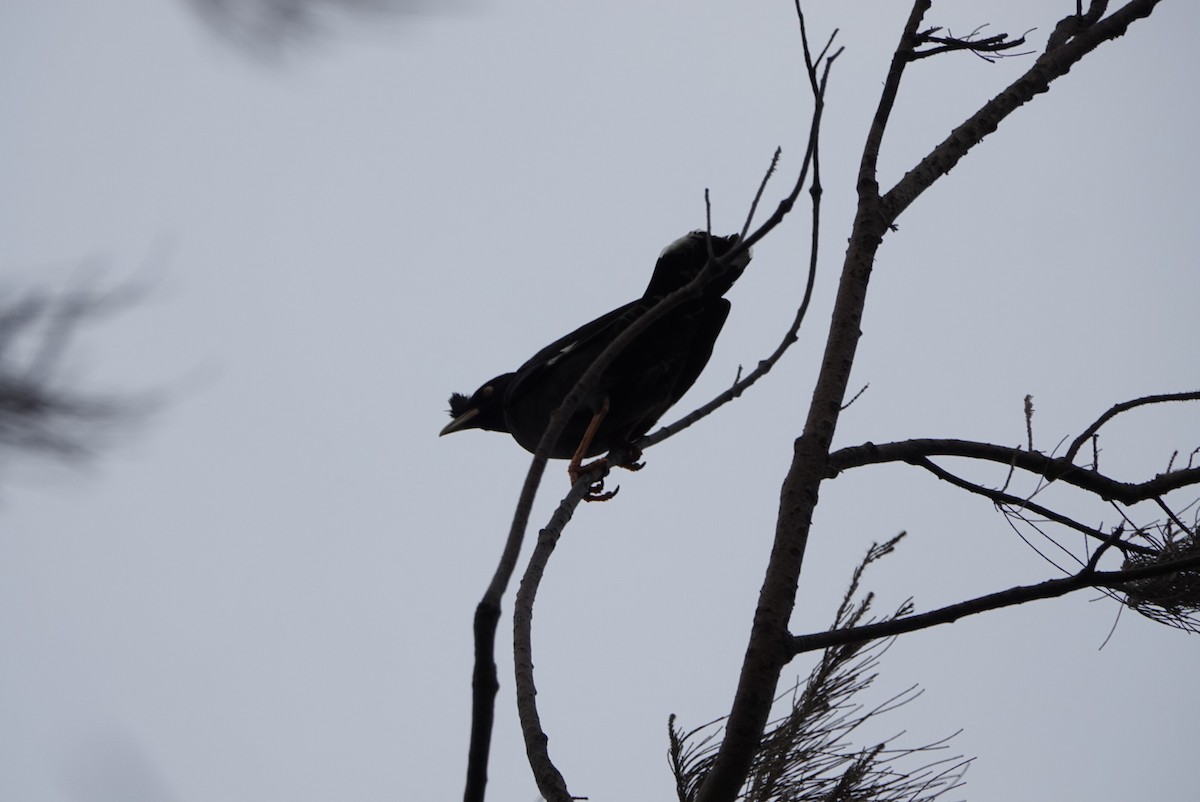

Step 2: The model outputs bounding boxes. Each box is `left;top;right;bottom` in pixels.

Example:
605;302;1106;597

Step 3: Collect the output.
482;385;494;398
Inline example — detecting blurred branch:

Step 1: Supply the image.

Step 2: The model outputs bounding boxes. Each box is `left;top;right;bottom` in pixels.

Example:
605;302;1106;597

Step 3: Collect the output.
182;0;472;54
0;282;135;470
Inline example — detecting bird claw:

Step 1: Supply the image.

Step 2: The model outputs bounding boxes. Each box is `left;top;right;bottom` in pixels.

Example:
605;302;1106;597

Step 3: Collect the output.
570;457;619;502
584;483;619;502
607;442;644;473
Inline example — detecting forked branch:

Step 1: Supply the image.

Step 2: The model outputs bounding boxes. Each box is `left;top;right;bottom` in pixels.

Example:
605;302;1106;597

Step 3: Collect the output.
674;536;968;802
695;3;1169;801
909;25;1031;61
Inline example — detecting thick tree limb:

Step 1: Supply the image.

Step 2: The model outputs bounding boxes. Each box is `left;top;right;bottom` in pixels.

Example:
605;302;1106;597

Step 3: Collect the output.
694;3;1168;800
688;10;852;802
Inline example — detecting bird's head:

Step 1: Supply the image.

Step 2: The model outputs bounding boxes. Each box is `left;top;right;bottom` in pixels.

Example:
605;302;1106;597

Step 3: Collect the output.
439;373;514;436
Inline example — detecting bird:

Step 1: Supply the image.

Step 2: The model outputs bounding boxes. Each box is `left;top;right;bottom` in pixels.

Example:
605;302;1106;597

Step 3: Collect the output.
440;230;750;498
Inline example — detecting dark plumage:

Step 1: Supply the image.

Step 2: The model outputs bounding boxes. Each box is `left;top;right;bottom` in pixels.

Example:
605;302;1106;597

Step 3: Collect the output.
440;230;750;479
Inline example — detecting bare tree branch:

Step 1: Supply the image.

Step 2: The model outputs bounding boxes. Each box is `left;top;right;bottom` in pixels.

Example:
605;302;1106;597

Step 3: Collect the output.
1047;1;1110;51
881;0;1165;223
1063;391;1200;464
827;437;1200;505
909;25;1031;61
674;535;969;802
464;6;842;798
181;0;469;54
642;44;833;449
908;455;1159;557
695;3;1169;800
464;464;604;802
790;551;1200;657
1121;507;1200;632
0;282;137;471
512;476;596;802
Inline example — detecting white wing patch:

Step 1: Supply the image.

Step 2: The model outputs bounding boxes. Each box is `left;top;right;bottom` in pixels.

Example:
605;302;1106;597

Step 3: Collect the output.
544;338;580;367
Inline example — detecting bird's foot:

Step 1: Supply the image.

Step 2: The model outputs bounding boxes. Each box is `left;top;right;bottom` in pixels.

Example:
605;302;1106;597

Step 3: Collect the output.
570;457;618;502
584;480;619;502
608;442;645;473
568;456;607;485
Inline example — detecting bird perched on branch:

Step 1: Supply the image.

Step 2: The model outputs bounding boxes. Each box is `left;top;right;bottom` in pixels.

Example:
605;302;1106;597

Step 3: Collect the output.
440;230;750;499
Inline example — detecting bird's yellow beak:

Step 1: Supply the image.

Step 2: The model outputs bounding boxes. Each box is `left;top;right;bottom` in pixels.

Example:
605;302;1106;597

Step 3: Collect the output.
439;407;479;436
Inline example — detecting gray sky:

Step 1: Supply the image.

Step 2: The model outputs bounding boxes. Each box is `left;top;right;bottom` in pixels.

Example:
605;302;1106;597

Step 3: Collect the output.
2;1;1198;800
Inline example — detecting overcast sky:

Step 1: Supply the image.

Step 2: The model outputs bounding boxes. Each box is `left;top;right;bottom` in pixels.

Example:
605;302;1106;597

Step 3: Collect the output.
2;2;1198;801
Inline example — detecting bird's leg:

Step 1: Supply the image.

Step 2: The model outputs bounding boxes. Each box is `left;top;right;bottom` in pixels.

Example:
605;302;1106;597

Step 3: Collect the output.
568;398;618;502
567;398;609;481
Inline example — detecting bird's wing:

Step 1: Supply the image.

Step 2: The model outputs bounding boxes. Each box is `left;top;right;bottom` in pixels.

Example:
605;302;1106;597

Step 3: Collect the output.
661;298;731;409
511;297;648;378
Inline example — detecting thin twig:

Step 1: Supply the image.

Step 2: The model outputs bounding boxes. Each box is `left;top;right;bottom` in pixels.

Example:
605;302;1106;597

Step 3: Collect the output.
741;148;782;243
1024;394;1035;452
910;456;1157;556
1064;390;1200;463
641;30;839;450
909;25;1031;61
